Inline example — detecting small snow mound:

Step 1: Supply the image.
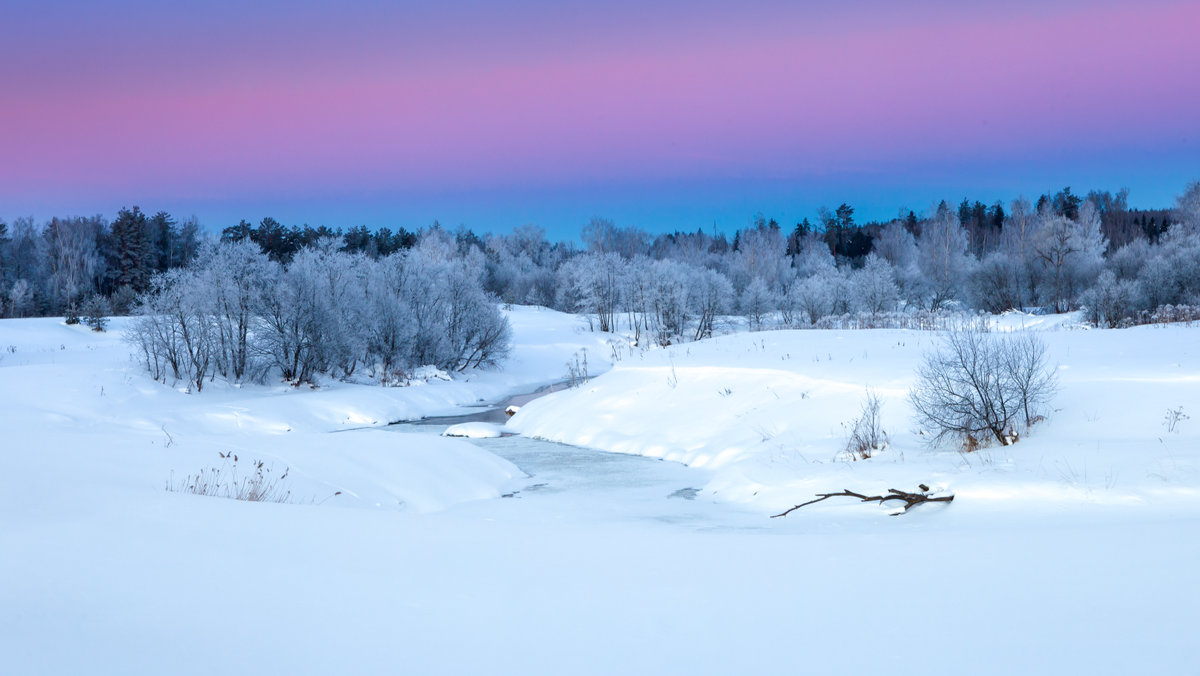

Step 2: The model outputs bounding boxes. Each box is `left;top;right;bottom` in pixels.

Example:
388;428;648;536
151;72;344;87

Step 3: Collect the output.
505;405;520;417
443;422;505;438
410;366;453;382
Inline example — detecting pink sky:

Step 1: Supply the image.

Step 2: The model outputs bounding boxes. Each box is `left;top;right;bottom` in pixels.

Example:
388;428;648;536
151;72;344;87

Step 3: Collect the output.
2;0;1197;234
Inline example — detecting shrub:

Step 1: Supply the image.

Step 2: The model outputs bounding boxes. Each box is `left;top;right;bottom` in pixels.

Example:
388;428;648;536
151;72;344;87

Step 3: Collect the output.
1081;270;1137;328
909;328;1056;448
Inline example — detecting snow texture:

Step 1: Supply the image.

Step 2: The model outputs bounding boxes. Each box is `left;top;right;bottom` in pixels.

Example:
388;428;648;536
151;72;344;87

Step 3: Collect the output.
3;308;1198;674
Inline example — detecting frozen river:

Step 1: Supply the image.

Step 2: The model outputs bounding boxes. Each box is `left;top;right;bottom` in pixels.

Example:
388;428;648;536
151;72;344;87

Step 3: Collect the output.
386;413;766;531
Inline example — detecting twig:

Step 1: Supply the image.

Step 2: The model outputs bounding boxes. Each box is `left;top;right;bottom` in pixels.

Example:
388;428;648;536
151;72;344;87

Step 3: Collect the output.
771;484;954;518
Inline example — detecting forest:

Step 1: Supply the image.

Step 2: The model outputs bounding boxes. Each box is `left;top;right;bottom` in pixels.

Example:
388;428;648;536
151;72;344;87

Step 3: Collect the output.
1;182;1197;386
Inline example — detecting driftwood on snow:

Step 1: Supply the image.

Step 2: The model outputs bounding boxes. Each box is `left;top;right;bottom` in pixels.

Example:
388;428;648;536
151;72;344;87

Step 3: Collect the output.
770;484;954;518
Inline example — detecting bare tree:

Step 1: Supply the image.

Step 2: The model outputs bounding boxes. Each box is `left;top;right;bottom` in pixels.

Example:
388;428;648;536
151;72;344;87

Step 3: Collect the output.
910;328;1056;447
1000;332;1059;428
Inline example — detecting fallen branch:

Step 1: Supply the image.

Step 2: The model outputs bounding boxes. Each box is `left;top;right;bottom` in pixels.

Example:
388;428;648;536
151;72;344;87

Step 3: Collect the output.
770;484;954;518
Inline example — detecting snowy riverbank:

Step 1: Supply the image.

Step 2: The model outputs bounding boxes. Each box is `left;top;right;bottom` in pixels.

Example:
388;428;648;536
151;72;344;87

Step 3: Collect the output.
3;309;1198;674
0;306;614;512
509;315;1200;517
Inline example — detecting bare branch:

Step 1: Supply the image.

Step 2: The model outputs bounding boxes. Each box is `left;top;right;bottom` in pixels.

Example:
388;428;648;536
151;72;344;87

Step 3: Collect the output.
771;485;954;518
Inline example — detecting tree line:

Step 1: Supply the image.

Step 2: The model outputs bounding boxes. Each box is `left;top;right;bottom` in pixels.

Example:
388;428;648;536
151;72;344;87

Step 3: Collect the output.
2;180;1198;361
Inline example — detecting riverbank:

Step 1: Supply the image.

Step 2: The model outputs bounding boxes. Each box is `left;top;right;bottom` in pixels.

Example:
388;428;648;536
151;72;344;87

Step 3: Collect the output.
4;309;1198;674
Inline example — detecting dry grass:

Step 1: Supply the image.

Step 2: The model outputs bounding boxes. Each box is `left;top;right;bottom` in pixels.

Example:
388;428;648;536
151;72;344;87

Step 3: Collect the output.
168;452;292;503
844;390;887;460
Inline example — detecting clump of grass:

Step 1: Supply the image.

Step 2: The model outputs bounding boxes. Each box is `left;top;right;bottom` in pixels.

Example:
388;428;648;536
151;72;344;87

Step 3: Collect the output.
168;452;292;503
844;390;887;461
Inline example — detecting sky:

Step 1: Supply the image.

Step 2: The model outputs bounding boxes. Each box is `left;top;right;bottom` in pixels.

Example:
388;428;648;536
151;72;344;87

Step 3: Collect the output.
2;0;1197;239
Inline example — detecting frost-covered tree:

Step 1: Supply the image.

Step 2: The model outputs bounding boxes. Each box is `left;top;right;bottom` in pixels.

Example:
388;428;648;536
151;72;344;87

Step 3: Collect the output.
253;243;364;384
42;216;103;313
872;220;917;269
361;255;414;383
690;266;733;341
916;205;972;310
872;221;921;305
1134;224;1200;309
557;252;623;333
790;233;836;278
439;257;512;371
129;269;215;392
1032;202;1106;312
739;276;778;330
582;218;650;259
387;245;511;374
1107;239;1153;282
852;254;899;316
1175;180;1200;231
969;252;1023;314
648;259;693;345
728;219;789;294
995;197;1040;307
197;241;275;383
620;256;654;344
789;267;846;325
8;279;33;318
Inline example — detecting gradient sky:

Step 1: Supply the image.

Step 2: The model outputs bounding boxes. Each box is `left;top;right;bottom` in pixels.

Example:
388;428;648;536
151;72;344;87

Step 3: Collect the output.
2;0;1197;239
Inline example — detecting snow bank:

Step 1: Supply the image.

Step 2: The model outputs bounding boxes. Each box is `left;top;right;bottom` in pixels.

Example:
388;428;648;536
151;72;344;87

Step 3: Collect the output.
0;307;612;514
509;320;1200;514
443;422;506;438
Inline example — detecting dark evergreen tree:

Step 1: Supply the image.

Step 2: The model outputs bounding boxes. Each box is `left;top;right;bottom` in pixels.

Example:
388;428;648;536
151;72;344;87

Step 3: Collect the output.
1051;187;1082;220
252;217;299;263
343;225;373;255
146;211;176;273
221;219;254;243
109;206;150;293
989;202;1005;231
786;219;812;257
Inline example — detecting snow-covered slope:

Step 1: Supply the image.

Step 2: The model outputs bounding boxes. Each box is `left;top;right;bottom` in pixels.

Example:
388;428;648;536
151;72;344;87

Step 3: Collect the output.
508;317;1200;515
0;306;611;512
3;309;1198;674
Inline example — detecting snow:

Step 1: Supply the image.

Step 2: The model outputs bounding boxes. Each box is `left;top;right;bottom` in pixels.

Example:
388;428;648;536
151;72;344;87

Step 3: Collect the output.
3;308;1199;674
442;421;506;438
508;316;1200;515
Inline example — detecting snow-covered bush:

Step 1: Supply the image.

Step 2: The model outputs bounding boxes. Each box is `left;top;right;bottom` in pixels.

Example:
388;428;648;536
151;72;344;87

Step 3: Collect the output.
1081;270;1137;328
910;328;1056;448
969;252;1025;314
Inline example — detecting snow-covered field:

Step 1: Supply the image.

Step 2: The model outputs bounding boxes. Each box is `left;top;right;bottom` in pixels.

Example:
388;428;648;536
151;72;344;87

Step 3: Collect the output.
3;308;1198;674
